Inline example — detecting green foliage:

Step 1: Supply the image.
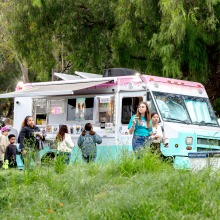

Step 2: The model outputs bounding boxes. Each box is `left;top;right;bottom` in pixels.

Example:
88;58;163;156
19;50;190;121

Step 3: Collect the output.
1;153;220;219
0;0;219;107
54;154;67;174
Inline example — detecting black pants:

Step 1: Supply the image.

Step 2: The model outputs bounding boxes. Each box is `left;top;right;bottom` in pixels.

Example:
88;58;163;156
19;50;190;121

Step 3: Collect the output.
82;155;96;163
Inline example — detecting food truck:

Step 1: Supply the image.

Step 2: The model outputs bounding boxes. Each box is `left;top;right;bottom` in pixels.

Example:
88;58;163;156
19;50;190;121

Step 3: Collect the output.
0;68;220;169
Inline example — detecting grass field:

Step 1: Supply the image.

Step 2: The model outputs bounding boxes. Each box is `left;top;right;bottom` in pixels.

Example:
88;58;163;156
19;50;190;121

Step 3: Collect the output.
0;151;220;220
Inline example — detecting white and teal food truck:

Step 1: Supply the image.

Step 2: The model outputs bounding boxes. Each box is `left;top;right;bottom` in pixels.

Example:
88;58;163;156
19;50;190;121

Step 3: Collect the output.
0;68;219;168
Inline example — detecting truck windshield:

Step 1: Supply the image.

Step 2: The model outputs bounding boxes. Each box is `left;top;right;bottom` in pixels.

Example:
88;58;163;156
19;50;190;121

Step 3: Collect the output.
153;92;219;126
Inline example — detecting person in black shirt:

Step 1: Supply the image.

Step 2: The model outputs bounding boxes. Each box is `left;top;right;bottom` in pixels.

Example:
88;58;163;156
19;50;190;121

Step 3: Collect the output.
5;134;17;168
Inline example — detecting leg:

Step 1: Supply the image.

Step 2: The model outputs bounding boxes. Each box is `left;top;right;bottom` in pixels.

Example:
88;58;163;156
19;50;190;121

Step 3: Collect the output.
132;136;145;159
82;155;90;163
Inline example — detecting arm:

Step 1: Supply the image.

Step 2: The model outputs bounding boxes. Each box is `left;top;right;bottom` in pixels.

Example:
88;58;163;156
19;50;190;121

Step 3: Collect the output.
4;146;9;160
94;134;102;144
162;131;169;147
77;135;83;148
1;136;8;153
18;127;27;149
35;127;45;141
128;116;136;134
161;126;169;147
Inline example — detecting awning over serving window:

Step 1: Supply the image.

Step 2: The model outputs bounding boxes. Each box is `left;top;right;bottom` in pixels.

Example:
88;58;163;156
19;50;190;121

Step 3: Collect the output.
0;79;112;98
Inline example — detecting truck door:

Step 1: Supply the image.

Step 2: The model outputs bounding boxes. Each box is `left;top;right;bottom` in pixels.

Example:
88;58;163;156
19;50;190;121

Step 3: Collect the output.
117;92;145;149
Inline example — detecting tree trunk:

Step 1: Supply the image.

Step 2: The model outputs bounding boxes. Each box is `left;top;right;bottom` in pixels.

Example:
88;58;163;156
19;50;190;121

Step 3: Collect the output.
16;56;30;83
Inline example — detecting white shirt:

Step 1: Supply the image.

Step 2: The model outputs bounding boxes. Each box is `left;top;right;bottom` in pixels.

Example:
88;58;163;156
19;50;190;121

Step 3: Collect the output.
57;133;74;152
150;125;168;145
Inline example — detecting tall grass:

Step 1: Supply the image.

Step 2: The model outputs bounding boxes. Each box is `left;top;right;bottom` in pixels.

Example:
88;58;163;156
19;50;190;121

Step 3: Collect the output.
0;150;220;219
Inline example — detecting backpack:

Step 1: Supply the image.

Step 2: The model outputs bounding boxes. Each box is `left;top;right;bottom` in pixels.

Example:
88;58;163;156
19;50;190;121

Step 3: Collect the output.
81;135;96;157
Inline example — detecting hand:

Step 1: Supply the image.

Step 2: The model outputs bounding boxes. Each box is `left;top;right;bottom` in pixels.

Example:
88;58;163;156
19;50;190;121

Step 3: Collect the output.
164;143;169;148
21;149;27;155
132;119;136;127
155;134;160;139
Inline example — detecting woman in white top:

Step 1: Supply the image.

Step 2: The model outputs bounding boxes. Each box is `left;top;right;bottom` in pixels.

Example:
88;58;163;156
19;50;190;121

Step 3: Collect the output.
56;125;74;164
150;112;168;156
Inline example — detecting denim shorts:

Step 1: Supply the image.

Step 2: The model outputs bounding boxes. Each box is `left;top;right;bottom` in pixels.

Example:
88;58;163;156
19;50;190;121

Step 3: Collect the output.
132;135;150;151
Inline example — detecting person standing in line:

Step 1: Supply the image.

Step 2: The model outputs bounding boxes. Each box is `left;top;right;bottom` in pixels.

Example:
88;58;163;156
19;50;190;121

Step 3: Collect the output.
0;126;9;168
18;116;45;164
128;102;152;153
4;134;18;168
56;125;75;164
4;118;18;142
77;123;102;163
150;112;169;157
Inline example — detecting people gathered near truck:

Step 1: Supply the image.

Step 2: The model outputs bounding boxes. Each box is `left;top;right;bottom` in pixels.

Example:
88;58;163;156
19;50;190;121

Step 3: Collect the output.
1;108;169;169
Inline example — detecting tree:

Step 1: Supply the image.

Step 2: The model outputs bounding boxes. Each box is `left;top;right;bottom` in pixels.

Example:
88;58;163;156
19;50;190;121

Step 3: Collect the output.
0;0;219;113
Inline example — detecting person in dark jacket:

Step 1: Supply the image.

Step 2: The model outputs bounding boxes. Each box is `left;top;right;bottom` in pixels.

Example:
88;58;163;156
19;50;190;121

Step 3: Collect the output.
77;123;102;163
18;116;45;164
5;134;17;168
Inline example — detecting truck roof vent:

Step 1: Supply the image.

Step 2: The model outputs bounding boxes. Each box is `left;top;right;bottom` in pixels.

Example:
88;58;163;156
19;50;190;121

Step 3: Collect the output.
103;68;141;77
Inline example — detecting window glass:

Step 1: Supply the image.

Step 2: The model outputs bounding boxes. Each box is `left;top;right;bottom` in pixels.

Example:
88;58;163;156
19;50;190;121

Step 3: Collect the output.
147;93;157;113
152;92;219;126
96;96;114;123
67;97;94;121
121;97;143;124
49;100;65;115
35;99;47;125
184;97;218;125
153;92;190;123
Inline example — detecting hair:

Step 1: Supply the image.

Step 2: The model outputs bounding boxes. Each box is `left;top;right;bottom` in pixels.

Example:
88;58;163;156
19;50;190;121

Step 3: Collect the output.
8;134;16;140
4;118;11;125
151;112;159;118
21;116;32;128
56;125;68;142
136;101;151;128
82;123;95;136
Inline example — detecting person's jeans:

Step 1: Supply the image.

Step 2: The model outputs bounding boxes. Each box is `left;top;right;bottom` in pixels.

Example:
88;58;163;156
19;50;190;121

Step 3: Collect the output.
132;135;150;151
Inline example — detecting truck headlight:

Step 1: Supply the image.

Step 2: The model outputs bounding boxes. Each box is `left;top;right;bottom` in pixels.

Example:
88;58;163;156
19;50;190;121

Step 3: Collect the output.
186;137;193;145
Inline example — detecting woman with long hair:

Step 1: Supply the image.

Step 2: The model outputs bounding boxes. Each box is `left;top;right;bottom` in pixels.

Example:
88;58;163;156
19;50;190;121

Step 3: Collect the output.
56;125;74;164
128;102;152;152
18;116;45;164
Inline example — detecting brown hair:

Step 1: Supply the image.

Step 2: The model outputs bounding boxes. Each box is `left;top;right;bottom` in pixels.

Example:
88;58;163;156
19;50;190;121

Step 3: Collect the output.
56;125;68;142
21;116;32;128
82;123;95;136
135;102;151;128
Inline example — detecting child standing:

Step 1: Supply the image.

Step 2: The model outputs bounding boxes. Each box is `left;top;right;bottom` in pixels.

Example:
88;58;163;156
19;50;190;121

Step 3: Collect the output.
77;123;102;163
150;112;169;156
0;126;9;168
5;134;17;168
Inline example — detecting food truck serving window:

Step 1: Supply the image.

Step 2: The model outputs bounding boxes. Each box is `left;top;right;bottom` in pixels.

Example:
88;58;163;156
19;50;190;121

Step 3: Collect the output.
35;99;47;125
121;97;143;124
96;96;114;123
67;97;94;121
